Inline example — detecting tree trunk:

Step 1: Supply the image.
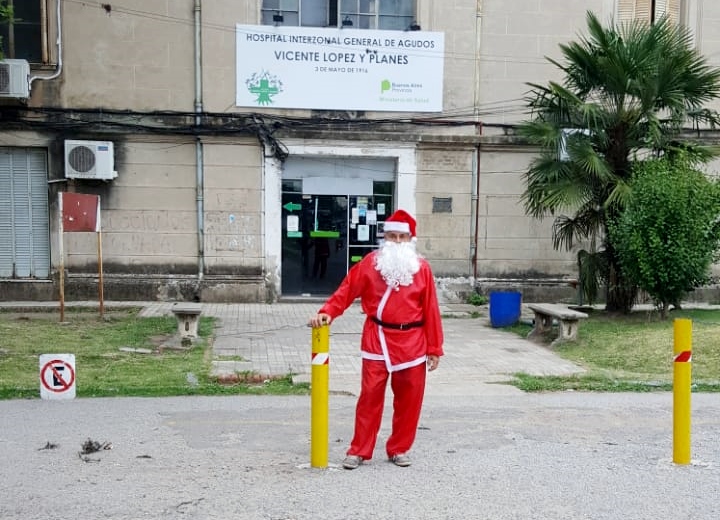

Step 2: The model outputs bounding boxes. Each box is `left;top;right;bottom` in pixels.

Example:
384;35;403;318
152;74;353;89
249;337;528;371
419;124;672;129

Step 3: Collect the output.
604;259;636;313
660;301;670;320
603;216;636;314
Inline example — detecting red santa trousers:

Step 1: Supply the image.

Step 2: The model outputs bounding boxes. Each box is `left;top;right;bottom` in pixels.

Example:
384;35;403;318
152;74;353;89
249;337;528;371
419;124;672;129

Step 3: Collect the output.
348;359;427;460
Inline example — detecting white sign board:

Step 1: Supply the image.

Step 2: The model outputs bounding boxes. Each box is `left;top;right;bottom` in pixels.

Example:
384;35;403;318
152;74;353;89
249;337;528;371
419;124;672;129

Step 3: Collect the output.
236;25;444;112
39;354;76;400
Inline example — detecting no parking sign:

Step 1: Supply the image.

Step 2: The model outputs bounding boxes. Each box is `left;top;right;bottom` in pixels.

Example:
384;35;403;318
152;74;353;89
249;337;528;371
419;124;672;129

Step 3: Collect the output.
39;354;76;400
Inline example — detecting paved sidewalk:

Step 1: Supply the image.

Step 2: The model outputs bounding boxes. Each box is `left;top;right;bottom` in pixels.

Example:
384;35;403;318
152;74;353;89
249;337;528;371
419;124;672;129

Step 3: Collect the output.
137;301;584;396
0;300;584;395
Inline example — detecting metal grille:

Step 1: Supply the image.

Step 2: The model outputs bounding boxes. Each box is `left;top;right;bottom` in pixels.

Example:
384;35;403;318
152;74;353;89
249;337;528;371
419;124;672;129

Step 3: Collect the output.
68;145;96;173
0;64;9;93
432;197;452;213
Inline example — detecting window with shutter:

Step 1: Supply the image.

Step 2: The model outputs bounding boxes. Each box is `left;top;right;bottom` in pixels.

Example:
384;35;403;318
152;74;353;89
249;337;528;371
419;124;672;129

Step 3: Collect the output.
0;148;50;279
660;0;682;24
617;0;634;22
617;0;683;24
636;0;652;22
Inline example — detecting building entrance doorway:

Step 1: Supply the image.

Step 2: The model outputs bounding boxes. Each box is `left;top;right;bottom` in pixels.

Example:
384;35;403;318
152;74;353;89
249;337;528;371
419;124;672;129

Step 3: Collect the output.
281;185;393;296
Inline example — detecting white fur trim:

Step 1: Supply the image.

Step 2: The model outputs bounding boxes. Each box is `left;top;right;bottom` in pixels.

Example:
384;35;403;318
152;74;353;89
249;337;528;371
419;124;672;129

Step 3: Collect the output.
361;352;385;361
390;356;427;372
383;221;410;234
359;352;427;372
376;285;394;372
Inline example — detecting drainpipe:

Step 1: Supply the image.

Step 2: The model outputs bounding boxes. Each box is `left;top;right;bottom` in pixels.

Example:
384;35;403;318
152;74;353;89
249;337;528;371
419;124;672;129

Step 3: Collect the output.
194;0;205;283
471;124;482;280
472;0;483;281
29;0;63;87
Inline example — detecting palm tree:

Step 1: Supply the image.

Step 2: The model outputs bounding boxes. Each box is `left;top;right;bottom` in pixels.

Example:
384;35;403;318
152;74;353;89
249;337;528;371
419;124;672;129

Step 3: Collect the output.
519;10;720;313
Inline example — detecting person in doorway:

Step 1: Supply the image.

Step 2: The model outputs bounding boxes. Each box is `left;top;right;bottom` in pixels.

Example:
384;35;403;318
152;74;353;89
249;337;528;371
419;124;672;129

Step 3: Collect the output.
311;236;330;279
308;209;444;469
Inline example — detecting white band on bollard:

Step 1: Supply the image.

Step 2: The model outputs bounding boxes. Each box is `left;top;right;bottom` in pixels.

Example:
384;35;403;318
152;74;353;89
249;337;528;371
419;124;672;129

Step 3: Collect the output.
311;352;329;365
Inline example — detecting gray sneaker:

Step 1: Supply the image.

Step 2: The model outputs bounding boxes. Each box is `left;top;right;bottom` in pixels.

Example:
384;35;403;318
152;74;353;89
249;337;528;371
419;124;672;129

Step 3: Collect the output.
342;455;363;470
390;453;411;467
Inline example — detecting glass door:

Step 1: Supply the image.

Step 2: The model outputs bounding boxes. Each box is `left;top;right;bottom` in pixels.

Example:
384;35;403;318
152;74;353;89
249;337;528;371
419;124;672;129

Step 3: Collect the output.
281;190;348;296
347;195;380;269
281;180;394;296
347;183;394;269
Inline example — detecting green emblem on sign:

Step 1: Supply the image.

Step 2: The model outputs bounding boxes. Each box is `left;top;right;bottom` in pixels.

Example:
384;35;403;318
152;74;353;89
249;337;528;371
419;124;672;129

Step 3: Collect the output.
246;71;283;105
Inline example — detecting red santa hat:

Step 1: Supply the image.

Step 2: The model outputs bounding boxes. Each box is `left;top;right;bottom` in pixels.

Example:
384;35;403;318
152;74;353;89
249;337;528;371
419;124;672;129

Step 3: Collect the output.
383;209;416;237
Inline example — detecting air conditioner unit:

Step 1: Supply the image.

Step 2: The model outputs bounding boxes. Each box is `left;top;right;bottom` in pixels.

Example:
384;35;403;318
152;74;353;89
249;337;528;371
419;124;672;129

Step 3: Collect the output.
559;128;591;162
0;59;30;98
64;140;117;180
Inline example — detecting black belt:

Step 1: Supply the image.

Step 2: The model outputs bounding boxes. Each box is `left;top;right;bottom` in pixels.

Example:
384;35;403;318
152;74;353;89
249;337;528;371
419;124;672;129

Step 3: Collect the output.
370;315;424;330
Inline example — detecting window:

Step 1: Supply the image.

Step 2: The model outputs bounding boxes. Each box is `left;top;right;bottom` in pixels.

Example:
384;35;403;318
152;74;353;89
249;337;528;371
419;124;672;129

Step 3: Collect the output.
262;0;414;30
617;0;683;25
0;148;50;279
0;0;44;63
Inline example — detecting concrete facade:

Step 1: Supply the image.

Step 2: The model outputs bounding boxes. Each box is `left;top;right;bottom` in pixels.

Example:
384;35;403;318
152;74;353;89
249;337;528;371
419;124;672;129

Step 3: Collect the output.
1;0;719;303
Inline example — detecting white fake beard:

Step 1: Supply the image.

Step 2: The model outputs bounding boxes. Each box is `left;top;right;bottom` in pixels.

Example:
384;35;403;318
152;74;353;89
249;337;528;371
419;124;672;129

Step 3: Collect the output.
375;240;420;288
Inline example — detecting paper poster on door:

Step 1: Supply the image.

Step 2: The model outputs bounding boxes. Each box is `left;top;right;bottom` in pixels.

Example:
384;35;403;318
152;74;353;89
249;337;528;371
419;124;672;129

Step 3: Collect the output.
377;203;386;216
351;207;359;224
286;215;301;237
366;210;377;225
357;224;370;242
287;215;299;232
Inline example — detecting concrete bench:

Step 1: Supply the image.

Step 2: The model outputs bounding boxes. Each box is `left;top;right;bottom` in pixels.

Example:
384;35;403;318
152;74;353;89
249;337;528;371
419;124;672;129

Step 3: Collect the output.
527;303;588;345
171;303;203;338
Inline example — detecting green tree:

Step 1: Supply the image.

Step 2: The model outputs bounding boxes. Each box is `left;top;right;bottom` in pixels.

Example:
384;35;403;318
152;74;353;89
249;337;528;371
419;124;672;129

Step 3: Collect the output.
0;1;13;60
610;157;720;319
519;11;720;313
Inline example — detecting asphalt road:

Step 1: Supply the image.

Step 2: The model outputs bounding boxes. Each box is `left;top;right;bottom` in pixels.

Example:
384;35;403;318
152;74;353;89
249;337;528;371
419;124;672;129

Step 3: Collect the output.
1;392;719;519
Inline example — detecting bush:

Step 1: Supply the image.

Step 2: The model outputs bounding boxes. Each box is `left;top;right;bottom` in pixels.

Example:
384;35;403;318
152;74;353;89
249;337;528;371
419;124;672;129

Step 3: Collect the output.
610;156;720;318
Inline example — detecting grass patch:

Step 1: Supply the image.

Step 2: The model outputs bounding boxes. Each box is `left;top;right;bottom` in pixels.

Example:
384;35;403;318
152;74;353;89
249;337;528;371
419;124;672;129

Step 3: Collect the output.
503;308;720;392
502;320;534;338
466;293;488;306
0;309;308;400
214;355;248;362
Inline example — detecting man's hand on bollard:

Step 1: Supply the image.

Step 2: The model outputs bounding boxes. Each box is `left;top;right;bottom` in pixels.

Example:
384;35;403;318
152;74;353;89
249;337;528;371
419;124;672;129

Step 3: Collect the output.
309;313;332;328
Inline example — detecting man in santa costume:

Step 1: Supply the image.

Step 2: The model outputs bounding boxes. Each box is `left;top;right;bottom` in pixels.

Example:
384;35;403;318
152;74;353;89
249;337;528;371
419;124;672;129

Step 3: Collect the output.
309;209;444;469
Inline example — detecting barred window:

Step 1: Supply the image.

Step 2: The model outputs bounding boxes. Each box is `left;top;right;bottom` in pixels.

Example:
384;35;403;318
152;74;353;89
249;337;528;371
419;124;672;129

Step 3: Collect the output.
262;0;415;30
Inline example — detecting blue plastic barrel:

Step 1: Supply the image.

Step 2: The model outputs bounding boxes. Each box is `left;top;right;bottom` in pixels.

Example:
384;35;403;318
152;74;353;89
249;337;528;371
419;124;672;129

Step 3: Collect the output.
489;291;522;328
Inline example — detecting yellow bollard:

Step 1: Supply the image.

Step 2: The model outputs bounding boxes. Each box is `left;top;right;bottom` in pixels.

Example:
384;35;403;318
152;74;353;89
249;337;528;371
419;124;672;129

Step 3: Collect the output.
672;318;692;465
310;324;330;468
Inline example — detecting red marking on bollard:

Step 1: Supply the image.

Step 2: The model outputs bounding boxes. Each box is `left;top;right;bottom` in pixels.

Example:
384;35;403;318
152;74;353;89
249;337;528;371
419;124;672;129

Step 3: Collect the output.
674;351;692;363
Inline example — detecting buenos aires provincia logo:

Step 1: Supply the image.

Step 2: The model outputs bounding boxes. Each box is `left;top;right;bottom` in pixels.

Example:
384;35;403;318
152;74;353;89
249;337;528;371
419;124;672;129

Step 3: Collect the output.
246;71;283;105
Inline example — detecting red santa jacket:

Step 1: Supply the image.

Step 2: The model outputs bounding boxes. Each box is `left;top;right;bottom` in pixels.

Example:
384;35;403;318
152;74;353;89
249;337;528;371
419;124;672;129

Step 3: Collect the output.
319;251;444;372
